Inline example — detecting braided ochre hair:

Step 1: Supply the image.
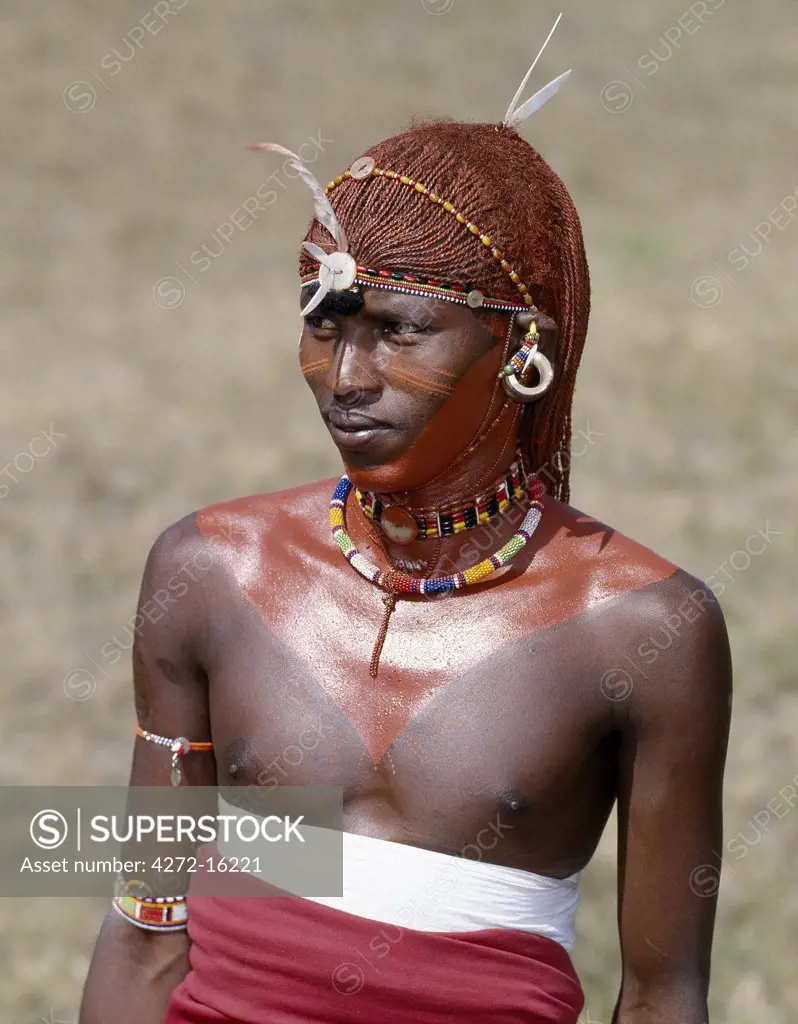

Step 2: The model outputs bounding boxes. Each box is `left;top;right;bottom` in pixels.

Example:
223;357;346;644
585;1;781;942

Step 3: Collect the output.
300;120;590;503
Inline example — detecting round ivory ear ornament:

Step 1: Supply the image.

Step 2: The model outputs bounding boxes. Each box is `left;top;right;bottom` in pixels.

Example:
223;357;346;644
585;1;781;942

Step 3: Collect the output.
318;251;358;292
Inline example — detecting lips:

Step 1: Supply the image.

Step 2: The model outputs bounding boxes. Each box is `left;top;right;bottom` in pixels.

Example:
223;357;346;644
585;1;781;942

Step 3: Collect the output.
326;409;393;450
327;409;389;431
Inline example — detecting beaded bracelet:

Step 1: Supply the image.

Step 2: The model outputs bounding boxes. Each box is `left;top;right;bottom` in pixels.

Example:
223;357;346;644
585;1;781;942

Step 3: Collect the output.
135;724;214;786
112;874;188;932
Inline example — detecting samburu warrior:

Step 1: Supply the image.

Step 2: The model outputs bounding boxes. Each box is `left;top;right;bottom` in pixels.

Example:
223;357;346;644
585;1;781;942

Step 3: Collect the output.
80;22;732;1024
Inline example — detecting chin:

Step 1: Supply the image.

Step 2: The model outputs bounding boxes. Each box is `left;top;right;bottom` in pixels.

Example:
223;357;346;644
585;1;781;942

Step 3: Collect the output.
342;452;445;496
340;450;399;484
340;450;408;491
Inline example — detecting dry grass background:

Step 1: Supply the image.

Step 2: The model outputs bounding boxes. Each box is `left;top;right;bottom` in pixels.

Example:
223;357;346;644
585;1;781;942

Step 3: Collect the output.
1;0;796;1020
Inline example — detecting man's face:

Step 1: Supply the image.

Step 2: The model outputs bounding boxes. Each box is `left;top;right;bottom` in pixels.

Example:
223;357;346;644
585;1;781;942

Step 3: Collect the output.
299;286;507;492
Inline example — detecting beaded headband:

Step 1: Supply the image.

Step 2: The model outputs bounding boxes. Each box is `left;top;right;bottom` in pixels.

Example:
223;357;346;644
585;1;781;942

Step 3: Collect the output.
299;263;528;313
313;162;547;314
251;14;571;318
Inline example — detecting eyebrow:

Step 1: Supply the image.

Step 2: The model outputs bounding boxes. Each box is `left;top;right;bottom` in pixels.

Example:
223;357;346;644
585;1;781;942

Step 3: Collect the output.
299;286;453;324
300;287;364;318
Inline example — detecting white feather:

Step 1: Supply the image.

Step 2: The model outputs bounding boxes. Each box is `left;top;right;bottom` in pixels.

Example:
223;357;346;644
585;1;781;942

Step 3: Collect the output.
502;12;565;126
251;142;348;252
504;69;572;129
300;278;332;317
302;241;335;268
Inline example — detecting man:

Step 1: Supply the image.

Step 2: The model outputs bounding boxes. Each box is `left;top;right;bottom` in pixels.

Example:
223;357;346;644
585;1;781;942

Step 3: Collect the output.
80;113;731;1023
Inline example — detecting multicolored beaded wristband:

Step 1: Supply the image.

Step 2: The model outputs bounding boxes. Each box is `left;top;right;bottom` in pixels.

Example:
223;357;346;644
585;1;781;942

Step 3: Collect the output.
112;875;188;932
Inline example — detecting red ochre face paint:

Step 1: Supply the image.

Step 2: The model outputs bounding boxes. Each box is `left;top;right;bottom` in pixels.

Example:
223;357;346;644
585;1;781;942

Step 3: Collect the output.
299;356;332;382
299;121;591;504
300;288;508;491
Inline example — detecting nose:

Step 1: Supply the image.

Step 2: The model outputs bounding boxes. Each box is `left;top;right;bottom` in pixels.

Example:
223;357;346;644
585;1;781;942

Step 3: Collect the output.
327;335;381;406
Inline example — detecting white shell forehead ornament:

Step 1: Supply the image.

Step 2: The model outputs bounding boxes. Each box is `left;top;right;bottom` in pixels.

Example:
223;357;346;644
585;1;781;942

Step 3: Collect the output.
248;141;354;317
250;14;571;319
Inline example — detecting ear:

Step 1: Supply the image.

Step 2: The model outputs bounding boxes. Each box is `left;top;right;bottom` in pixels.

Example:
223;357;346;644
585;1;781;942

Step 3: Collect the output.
511;310;558;361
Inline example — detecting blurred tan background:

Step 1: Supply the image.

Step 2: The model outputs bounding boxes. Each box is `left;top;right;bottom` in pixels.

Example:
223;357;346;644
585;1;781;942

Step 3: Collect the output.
2;0;796;1020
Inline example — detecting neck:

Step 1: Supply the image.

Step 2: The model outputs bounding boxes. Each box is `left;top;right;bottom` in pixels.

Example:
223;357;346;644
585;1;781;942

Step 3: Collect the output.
377;397;523;510
346;408;531;576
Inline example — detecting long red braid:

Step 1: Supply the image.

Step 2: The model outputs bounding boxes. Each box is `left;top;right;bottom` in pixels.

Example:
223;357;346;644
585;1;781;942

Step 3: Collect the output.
300;119;590;503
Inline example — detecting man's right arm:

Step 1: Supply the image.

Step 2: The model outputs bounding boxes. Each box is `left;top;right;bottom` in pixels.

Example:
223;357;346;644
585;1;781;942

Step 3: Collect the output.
80;516;217;1024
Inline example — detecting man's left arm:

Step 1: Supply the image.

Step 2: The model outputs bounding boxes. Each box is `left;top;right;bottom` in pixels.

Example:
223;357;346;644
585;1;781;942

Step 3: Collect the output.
613;575;732;1024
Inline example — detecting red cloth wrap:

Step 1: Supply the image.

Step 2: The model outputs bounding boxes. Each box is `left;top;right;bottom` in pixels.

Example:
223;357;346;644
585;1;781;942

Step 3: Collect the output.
163;863;583;1024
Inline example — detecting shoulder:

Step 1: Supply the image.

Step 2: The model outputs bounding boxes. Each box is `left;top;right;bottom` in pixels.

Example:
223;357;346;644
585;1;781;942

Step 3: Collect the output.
193;476;337;541
529;495;680;616
535;496;731;672
540;499;732;723
145;476;338;572
142;509;207;580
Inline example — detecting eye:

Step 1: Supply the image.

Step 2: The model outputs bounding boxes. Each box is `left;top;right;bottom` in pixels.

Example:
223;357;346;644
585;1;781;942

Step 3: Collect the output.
305;315;338;336
382;321;426;340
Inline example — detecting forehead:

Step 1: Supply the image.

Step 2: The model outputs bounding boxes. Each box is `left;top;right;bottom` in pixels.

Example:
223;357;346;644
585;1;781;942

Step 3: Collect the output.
300;284;476;325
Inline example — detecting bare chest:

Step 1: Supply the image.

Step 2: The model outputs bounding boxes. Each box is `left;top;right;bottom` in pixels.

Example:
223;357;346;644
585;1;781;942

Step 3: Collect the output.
203;563;616;867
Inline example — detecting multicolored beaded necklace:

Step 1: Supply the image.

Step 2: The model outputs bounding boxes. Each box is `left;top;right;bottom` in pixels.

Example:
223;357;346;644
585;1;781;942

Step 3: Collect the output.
330;473;545;676
355;450;530;545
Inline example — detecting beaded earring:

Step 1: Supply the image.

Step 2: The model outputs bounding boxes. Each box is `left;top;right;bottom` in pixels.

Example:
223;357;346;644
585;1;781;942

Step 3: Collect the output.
498;322;554;403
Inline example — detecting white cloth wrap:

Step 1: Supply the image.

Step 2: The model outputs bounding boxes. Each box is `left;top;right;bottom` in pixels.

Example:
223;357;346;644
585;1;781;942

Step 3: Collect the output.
217;795;580;952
